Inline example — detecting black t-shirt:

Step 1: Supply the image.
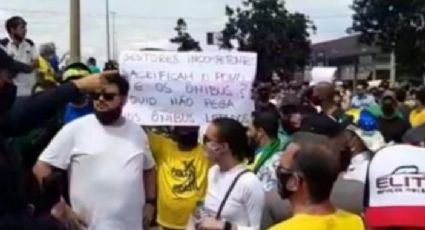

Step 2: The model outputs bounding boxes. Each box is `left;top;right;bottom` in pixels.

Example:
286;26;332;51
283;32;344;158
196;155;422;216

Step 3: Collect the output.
378;116;411;143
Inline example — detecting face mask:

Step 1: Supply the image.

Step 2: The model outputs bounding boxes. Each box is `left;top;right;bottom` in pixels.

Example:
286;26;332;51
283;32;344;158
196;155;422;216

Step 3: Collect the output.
382;103;395;117
282;119;299;135
276;167;296;199
204;143;225;162
0;82;17;115
248;136;260;152
174;131;199;148
94;106;122;125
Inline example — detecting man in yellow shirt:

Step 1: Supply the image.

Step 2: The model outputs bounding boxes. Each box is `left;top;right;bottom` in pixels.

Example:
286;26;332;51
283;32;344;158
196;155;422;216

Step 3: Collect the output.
268;132;364;230
410;88;425;127
148;126;210;230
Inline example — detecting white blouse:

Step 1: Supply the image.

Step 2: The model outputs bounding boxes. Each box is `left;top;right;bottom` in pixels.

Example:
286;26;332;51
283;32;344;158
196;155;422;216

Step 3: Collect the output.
204;164;265;230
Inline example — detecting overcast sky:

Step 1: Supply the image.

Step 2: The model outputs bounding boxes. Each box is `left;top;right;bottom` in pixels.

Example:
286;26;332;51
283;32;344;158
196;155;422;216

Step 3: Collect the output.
0;0;353;63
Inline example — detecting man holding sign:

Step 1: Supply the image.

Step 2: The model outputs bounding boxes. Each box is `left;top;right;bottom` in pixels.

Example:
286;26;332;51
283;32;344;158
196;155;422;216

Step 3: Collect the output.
148;126;210;230
119;50;257;229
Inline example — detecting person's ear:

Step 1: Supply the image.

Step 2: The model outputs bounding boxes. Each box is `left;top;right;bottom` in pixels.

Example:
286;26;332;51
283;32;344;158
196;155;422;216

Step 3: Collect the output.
258;127;266;139
286;174;300;192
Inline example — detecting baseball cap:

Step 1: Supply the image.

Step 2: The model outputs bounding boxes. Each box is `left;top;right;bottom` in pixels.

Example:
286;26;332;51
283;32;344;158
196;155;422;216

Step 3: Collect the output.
300;114;351;137
347;125;385;152
364;145;425;228
62;62;91;82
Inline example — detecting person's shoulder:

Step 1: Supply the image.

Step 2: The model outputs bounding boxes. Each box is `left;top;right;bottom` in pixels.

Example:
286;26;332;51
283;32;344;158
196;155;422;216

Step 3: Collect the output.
24;38;35;46
335;209;363;222
267;218;296;230
208;164;220;174
124;118;149;138
65;114;96;129
239;169;263;188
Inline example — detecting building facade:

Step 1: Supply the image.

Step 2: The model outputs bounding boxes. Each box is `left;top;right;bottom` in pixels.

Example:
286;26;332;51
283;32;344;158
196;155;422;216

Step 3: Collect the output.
311;35;392;81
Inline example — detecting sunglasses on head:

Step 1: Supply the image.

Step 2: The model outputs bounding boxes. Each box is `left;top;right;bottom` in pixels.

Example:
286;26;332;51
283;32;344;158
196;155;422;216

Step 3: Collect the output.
90;92;118;101
276;165;303;180
276;165;293;176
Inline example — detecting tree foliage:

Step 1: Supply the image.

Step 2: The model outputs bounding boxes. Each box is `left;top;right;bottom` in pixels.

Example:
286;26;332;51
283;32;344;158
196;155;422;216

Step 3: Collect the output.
170;18;202;51
350;0;425;78
221;0;315;82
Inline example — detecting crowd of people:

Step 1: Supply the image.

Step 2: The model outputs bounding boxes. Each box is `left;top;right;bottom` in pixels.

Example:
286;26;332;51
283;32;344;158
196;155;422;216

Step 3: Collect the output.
1;15;425;230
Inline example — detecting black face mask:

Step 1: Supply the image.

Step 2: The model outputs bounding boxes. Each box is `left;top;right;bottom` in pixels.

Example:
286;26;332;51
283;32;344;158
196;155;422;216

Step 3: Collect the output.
94;106;122;125
0;82;17;115
382;103;395;117
174;131;199;148
276;166;296;199
282;119;299;135
248;136;260;152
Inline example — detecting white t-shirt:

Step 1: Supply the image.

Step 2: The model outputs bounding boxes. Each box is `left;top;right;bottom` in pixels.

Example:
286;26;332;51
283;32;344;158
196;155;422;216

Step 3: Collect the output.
204;165;265;230
3;38;37;96
39;115;155;230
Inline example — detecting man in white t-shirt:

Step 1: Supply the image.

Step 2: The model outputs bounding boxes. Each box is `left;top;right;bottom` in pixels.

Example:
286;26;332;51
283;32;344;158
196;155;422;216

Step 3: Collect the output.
33;74;156;230
0;16;37;96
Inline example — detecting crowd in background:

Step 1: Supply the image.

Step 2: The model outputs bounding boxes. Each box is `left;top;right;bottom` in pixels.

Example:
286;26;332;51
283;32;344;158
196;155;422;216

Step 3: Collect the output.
1;15;425;230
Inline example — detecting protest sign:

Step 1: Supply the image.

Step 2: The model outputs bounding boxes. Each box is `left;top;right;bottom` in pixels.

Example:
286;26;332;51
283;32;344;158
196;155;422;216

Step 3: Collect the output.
119;51;257;126
309;67;337;86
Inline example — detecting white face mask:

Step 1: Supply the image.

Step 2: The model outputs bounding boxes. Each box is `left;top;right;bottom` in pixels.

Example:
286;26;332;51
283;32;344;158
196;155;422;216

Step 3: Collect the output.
204;142;226;162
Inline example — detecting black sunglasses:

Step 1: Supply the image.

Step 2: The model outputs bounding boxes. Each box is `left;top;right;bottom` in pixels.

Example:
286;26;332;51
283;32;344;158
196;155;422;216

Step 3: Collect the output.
90;92;118;101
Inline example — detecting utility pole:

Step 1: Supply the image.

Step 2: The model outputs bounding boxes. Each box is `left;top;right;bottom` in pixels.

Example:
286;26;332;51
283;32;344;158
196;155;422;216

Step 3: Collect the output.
389;50;396;86
70;0;81;62
106;0;111;61
111;11;117;60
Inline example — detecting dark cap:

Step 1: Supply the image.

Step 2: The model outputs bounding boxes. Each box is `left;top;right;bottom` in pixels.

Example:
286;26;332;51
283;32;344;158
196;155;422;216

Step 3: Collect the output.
300;114;351;137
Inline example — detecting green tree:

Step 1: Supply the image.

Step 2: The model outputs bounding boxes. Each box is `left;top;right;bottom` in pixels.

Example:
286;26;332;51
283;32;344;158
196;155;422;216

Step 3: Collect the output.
170;18;202;51
221;0;315;82
350;0;425;79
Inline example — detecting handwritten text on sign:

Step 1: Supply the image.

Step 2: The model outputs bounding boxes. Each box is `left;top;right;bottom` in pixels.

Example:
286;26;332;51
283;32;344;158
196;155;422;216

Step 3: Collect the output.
119;51;257;126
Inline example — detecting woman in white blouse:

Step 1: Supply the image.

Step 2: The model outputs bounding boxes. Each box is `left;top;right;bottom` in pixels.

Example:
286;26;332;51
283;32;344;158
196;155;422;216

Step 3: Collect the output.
197;118;265;230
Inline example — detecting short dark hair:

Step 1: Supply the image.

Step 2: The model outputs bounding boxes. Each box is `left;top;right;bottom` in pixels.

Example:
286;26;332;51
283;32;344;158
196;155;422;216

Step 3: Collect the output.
252;110;279;139
395;89;407;102
212;118;254;164
416;88;425;104
105;74;129;96
88;57;96;65
291;132;339;204
5;16;26;34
